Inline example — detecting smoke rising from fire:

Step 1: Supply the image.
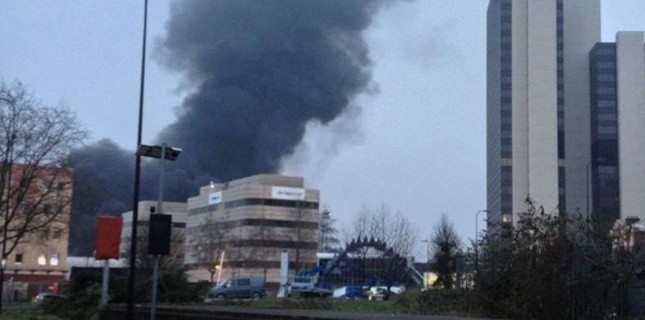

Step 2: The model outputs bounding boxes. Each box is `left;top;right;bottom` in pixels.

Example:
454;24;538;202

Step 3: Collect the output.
70;0;396;255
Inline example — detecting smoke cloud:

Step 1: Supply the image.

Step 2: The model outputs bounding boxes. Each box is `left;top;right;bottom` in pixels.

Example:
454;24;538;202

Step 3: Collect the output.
70;0;395;255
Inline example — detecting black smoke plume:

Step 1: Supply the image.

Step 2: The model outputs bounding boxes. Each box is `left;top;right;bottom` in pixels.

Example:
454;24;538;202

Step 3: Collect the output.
70;0;393;255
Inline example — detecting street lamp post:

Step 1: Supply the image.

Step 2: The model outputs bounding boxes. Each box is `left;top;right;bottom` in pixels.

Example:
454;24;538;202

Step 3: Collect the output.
127;0;149;319
136;143;181;320
586;160;592;221
474;210;488;274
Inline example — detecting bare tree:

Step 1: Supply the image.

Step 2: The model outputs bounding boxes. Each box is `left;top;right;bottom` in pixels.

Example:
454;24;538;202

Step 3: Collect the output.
291;201;315;272
344;205;418;294
190;213;228;283
346;205;418;257
318;208;340;253
247;212;279;281
0;82;85;267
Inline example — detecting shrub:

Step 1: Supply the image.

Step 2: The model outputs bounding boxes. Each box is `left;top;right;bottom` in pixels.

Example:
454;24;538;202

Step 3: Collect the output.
395;288;473;316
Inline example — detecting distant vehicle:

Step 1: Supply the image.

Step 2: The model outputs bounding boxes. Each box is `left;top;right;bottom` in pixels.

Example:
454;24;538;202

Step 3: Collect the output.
33;292;60;304
207;277;266;299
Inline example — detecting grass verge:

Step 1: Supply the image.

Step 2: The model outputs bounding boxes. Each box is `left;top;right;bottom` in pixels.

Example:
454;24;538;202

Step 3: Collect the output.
0;305;59;320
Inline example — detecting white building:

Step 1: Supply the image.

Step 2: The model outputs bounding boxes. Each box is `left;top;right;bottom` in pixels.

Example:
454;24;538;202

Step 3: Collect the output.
487;0;601;226
488;0;645;229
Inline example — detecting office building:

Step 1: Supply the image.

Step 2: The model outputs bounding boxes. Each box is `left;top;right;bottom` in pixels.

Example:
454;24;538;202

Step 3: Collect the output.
589;32;645;227
487;0;601;226
184;174;319;291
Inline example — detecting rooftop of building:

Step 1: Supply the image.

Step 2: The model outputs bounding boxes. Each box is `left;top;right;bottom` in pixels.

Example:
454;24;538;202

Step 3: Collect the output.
198;174;307;194
121;200;187;222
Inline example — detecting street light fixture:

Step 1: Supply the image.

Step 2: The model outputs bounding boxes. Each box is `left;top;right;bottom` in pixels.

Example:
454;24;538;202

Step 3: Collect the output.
137;143;180;320
625;216;641;226
136;145;182;160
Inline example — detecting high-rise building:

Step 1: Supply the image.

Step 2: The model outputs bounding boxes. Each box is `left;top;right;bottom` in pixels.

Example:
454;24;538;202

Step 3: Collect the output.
589;32;645;227
488;0;645;230
487;0;601;226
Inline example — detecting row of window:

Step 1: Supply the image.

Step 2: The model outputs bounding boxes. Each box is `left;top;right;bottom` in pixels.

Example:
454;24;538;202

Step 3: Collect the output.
556;0;564;164
12;253;59;266
189;198;319;216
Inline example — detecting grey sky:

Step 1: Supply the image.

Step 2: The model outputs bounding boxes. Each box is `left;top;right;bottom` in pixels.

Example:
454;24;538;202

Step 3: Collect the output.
1;1;644;257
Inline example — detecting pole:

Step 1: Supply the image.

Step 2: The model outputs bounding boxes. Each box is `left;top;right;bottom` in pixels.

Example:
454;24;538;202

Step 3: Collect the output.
586;160;591;221
150;144;166;320
101;259;110;307
150;257;159;320
475;210;487;275
216;251;225;286
0;133;16;314
0;265;4;314
127;0;148;319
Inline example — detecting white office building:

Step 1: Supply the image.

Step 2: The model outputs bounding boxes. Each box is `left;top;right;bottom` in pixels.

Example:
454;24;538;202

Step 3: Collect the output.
487;0;601;225
488;0;645;229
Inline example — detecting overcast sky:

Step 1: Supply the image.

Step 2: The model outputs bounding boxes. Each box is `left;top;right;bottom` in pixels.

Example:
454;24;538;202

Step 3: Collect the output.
2;1;645;257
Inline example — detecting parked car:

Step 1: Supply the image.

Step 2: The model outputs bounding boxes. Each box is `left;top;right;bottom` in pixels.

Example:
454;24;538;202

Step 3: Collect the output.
207;277;266;299
33;292;60;304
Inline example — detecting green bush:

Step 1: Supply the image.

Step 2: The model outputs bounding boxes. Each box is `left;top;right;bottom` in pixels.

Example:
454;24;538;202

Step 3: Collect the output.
395;288;474;316
42;273;101;320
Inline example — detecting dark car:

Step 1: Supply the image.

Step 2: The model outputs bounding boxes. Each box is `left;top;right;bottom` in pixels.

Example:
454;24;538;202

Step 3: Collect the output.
208;277;266;299
33;292;61;304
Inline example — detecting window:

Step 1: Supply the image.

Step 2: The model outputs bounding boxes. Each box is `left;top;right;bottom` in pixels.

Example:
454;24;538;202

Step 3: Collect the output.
52;229;62;240
50;253;59;266
14;253;23;265
44;179;54;191
37;254;46;266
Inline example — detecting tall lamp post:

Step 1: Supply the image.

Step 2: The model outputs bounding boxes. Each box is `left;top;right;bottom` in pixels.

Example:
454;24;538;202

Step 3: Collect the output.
474;210;488;274
127;0;149;319
137;144;181;320
586;160;592;221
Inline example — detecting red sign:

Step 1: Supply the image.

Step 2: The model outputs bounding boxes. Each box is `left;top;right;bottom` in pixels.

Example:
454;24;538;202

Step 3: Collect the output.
95;216;123;260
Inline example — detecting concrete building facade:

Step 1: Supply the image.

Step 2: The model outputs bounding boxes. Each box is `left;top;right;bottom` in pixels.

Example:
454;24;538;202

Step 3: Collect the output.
487;0;601;226
184;174;319;291
120;201;188;264
1;165;72;302
589;32;645;226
